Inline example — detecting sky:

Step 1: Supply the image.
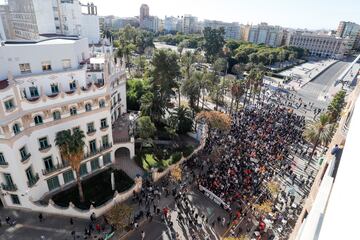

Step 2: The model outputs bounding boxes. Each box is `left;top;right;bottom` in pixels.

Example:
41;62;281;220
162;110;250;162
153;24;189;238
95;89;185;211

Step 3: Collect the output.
88;0;360;30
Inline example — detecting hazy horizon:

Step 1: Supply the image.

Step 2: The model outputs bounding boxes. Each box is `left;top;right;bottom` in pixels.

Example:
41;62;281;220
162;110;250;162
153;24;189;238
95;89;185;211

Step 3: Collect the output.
0;0;359;30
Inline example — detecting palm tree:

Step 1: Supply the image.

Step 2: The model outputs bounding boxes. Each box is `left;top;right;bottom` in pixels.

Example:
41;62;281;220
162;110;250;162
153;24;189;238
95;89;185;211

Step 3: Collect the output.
230;81;245;113
169;106;193;134
55;129;86;202
181;71;202;113
181;51;195;81
303;114;333;162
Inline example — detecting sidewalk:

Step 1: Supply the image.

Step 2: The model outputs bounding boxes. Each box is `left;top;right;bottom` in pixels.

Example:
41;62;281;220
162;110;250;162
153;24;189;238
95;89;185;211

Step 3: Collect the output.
280;59;338;90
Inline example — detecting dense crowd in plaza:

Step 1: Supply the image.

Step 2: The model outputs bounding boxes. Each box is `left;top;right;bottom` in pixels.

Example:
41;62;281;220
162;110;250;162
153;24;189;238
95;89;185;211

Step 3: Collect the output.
198;104;306;209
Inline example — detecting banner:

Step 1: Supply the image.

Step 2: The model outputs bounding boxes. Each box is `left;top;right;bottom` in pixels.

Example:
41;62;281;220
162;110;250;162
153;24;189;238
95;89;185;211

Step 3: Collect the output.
199;185;230;210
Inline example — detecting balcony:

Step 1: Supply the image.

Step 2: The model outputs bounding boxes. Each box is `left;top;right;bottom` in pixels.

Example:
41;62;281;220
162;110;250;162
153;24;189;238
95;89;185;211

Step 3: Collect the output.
83;142;112;160
1;183;17;191
0;161;9;166
39;144;52;152
100;124;109;130
87;129;96;135
42;162;68;176
27;173;40;187
21;153;31;163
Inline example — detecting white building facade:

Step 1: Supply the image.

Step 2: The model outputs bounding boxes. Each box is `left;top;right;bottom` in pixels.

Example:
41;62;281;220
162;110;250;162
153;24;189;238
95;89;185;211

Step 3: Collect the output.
0;0;100;43
203;20;241;40
286;32;352;59
242;23;284;47
0;36;132;210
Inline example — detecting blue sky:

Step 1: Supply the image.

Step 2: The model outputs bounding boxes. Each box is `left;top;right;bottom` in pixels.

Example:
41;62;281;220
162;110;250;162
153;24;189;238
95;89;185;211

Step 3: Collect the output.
89;0;360;30
0;0;358;29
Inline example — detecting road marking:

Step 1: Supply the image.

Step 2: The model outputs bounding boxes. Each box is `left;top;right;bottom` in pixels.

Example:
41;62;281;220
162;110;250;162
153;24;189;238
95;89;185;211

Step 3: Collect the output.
5;223;69;234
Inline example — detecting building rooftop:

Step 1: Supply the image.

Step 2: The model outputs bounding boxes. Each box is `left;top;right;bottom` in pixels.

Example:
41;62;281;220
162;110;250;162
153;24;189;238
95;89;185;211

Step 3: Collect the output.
2;36;81;46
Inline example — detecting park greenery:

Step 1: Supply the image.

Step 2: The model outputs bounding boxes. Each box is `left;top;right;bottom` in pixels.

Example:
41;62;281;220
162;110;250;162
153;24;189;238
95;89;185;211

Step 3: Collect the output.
156;33;204;49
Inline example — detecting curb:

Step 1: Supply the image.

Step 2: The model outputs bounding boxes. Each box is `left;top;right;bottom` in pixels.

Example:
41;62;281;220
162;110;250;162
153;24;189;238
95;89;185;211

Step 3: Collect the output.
300;60;339;88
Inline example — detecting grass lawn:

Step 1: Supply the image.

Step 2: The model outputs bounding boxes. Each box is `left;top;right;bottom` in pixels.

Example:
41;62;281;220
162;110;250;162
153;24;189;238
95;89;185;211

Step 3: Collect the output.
52;168;134;210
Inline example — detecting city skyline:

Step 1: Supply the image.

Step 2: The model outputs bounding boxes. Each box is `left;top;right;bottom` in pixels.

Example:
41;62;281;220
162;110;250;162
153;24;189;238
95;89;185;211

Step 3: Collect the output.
88;0;359;30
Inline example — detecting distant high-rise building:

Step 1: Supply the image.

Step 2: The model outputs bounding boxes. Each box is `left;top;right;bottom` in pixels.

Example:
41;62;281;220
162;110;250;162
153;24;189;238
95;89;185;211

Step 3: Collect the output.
286;31;352;59
241;23;284;47
164;16;179;32
336;21;360;50
203;20;241;40
182;14;198;34
141;16;160;32
140;4;149;22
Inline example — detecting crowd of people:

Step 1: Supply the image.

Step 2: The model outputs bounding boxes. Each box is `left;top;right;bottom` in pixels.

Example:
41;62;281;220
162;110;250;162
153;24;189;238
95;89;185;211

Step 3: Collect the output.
198;104;306;210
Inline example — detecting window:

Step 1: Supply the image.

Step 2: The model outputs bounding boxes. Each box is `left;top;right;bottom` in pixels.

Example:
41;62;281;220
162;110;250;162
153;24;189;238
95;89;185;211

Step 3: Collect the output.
85;103;92;112
103;152;111;165
100;118;108;129
89;140;97;153
51;83;59;94
63;170;74;184
70;107;77;116
69;81;76;91
87;122;95;134
102;135;109;147
79;163;88;176
0;152;6;164
34;115;43;125
19;146;30;161
62;59;71;69
43;156;54;171
25;167;34;182
19;63;31;73
29;86;39;98
47;176;60;191
41;61;52;71
99;99;105;108
10;194;20;205
53;111;61;120
4;99;15;111
39;137;49;150
4;173;14;186
13;123;21;135
90;158;100;171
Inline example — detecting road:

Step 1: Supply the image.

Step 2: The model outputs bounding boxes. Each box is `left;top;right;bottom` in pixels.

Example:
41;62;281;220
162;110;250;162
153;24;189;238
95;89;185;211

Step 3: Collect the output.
295;60;351;110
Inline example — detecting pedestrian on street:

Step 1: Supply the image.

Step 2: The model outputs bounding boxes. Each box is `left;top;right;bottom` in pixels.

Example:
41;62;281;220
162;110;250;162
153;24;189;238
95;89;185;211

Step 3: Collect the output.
38;213;43;222
141;230;145;240
70;218;74;225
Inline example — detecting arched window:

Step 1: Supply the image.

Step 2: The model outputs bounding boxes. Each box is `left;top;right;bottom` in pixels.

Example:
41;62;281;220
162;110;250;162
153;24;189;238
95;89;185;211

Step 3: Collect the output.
13;123;21;135
53;111;61;120
70;107;77;116
99;99;105;108
34;115;43;125
85;103;92;112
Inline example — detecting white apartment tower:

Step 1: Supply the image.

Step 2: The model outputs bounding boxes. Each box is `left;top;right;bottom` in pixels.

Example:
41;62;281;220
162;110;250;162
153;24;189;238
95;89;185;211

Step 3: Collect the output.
0;0;100;43
0;36;132;210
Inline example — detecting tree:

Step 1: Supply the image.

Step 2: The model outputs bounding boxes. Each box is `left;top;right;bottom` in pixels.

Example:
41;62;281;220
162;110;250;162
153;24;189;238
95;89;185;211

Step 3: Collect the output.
181;71;202;111
127;78;149;111
232;63;245;79
253;200;273;214
327;90;346;123
55;129;86;202
267;181;280;199
213;58;228;110
303;114;333;161
181;51;195;81
170;165;182;183
169;106;193;134
106;203;134;232
224;236;249;240
140;91;164;123
202;27;225;63
136;116;156;151
230;81;245;113
196;111;231;134
150;49;181;123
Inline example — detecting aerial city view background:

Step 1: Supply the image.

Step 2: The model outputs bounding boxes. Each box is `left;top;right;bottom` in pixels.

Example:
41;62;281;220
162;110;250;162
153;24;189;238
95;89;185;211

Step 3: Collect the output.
0;0;359;240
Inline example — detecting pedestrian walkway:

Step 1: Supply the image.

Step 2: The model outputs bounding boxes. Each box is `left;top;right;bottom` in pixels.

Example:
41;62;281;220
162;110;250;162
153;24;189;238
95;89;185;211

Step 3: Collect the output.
114;148;144;179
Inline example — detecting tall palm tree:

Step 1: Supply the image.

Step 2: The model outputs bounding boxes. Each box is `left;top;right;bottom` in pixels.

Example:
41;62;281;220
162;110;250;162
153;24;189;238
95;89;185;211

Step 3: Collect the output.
55;129;86;202
303;114;333;162
169;106;193;134
230;81;245;113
